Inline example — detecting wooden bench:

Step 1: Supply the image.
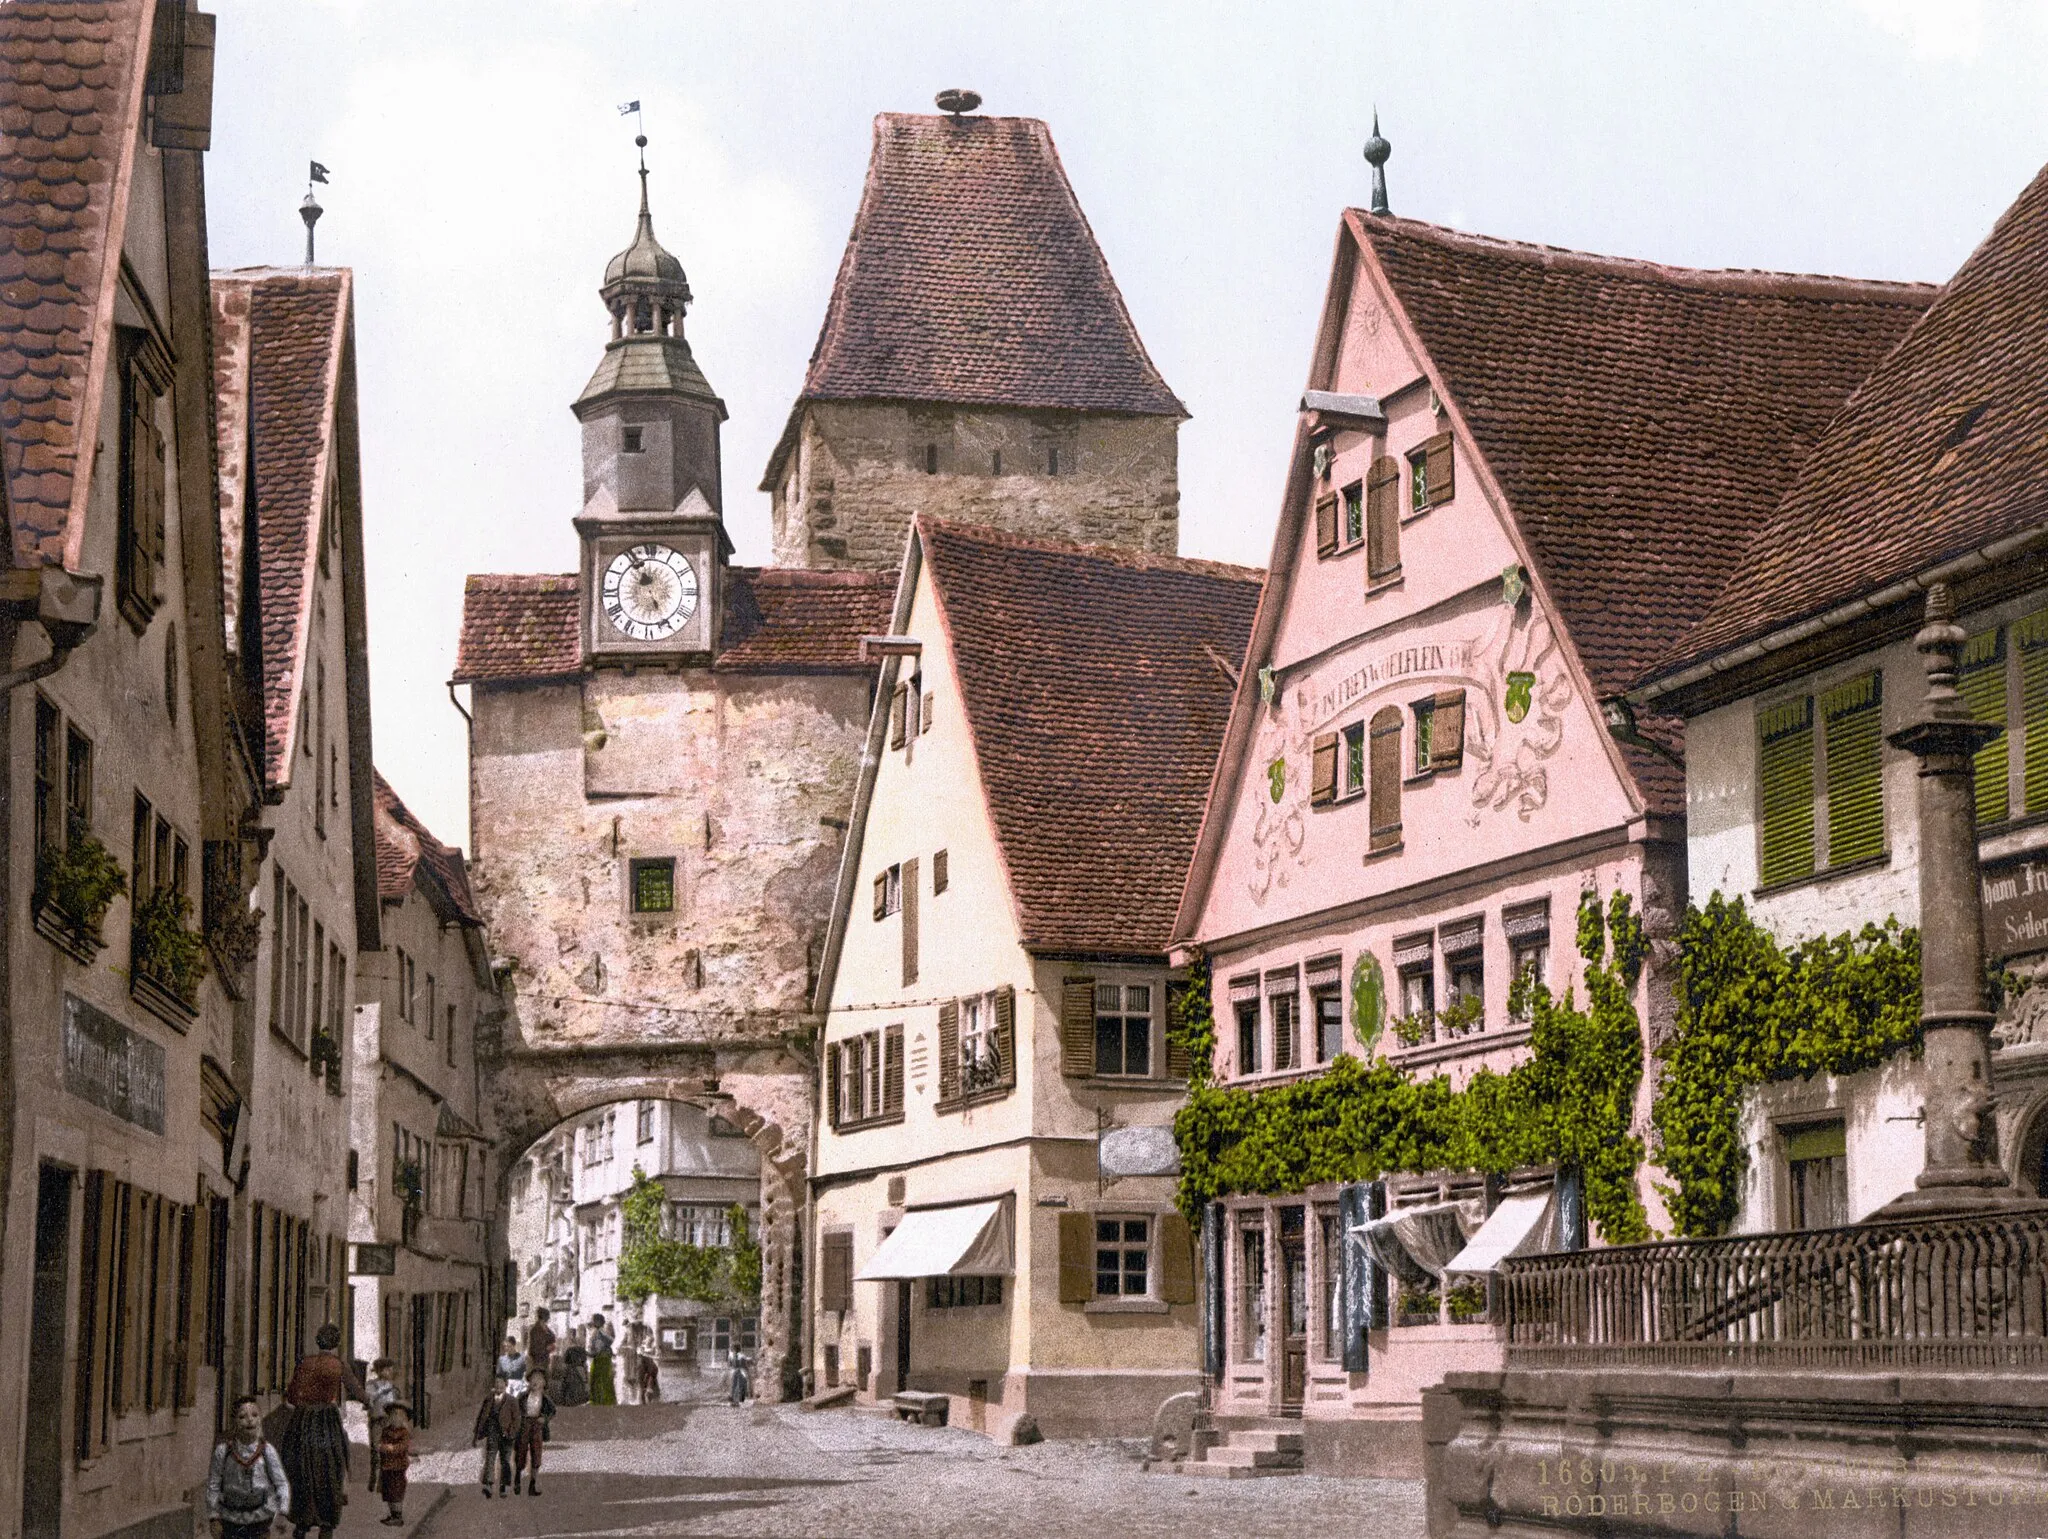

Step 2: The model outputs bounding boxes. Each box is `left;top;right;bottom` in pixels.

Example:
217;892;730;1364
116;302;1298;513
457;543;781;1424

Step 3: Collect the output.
892;1390;949;1427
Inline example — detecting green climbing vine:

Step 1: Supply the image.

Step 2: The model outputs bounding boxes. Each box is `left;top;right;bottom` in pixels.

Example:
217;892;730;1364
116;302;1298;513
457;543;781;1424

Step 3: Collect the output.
615;1166;762;1307
1650;894;1921;1238
1172;888;1651;1244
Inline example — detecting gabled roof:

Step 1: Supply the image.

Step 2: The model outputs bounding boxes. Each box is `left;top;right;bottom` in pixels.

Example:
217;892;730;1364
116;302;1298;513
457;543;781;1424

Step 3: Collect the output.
1648;160;2048;687
924;520;1260;956
374;770;480;927
1352;213;1933;702
210;268;351;788
451;567;895;685
0;0;152;567
763;112;1181;486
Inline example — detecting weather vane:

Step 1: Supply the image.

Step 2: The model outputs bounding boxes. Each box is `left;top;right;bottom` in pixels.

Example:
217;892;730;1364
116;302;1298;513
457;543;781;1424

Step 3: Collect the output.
301;159;329;264
617;99;645;169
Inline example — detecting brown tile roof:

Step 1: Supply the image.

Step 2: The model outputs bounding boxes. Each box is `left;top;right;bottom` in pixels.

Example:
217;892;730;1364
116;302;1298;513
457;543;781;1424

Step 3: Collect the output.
1654;162;2048;680
374;769;480;926
922;519;1261;955
452;567;894;684
211;269;349;787
799;113;1184;420
1356;213;1933;705
0;0;149;566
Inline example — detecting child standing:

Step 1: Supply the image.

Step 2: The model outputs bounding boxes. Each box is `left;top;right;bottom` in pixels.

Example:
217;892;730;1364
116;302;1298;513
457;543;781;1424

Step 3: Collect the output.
472;1377;521;1497
363;1359;397;1495
206;1395;291;1539
375;1403;413;1527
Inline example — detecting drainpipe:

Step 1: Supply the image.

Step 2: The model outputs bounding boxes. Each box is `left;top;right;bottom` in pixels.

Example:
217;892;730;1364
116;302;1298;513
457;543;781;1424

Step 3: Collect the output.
0;567;101;692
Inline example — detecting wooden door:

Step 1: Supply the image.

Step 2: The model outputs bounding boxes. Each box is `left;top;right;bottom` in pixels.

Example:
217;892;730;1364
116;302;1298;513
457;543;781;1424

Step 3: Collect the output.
1280;1210;1308;1413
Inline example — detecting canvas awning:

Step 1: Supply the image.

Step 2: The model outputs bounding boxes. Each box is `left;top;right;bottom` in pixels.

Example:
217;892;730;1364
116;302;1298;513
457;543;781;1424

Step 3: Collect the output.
1443;1190;1557;1275
854;1201;1011;1280
1351;1199;1483;1285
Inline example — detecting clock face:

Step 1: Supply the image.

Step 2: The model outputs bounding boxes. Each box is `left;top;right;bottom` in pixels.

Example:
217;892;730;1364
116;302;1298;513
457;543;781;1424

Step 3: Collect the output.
601;544;699;642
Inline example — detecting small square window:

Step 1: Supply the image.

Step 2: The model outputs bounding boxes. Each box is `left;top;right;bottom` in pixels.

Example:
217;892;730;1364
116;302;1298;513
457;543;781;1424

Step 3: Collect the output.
631;858;676;914
622;426;644;454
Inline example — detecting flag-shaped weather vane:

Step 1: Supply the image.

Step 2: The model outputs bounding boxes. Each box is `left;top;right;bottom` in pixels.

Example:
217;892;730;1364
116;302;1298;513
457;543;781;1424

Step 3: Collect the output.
301;160;329;265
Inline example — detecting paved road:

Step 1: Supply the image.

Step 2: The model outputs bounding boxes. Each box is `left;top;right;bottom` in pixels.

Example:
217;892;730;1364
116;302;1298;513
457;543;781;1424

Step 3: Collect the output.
382;1391;1425;1539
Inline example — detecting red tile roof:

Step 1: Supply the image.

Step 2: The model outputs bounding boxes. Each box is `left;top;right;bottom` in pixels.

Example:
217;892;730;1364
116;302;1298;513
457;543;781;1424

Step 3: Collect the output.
922;519;1261;955
452;567;894;684
1356;213;1933;706
798;113;1183;419
1654;161;2048;680
374;770;480;926
0;0;149;567
211;269;349;787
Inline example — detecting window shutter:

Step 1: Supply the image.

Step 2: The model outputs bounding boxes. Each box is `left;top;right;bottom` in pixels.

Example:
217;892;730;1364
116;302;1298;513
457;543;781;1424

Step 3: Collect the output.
1422;432;1454;507
156;1200;181;1411
1310;732;1339;807
1430;690;1465;770
1820;672;1884;868
75;1171;109;1459
882;1024;904;1115
1158;1212;1196;1304
826;1042;843;1129
1315;494;1339;558
2021;611;2048;816
890;684;908;750
901;857;919;987
993;985;1016;1088
820;1233;853;1314
1057;1211;1094;1303
921;691;934;734
937;1001;961;1105
1368;707;1403;852
1366;456;1401;581
1165;980;1191;1082
932;849;949;894
1060;976;1096;1078
1757;696;1816;887
1959;628;2010;827
873;873;887;922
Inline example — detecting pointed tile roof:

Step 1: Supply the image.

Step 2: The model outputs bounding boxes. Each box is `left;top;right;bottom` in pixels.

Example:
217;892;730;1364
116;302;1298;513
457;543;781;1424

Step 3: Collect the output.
374;770;480;926
1650;161;2048;684
922;520;1261;955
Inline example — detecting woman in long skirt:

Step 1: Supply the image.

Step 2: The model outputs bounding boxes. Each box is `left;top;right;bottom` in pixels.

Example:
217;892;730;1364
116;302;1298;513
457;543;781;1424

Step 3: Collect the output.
280;1323;362;1539
587;1314;617;1406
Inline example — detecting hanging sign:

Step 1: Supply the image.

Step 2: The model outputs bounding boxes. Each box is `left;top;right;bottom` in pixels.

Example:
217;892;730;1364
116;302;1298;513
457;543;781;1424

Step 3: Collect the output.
1982;851;2048;961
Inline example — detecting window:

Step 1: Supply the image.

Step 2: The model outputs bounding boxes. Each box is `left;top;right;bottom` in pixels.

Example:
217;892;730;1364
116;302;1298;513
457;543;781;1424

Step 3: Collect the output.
1343;481;1365;547
1443;932;1483;1036
872;863;902;920
1369;707;1403;851
961;994;1003;1092
622;426;643;454
666;1203;735;1247
991;449;1002;476
1408;432;1454;513
1505;902;1551;1019
1366;456;1401;581
1234;992;1261;1076
1343;721;1366;798
1318;1210;1344;1361
116;335;168;627
1784;1120;1848;1230
1314;483;1367;560
1310;722;1369;807
828;1024;904;1128
1267;978;1299;1070
1395;933;1435;1041
928;1275;1003;1308
397;949;415;1024
1046;445;1061;476
1758;670;1890;888
637;1101;655;1144
1412;691;1466;775
1095;1217;1151;1298
630;858;676;914
164;623;178;724
424;974;436;1039
313;663;327;838
1312;984;1343;1063
65;726;93;843
34;695;59;856
445;1003;456;1068
923;443;939;474
932;849;949;894
1238;1219;1266;1362
1093;984;1154;1077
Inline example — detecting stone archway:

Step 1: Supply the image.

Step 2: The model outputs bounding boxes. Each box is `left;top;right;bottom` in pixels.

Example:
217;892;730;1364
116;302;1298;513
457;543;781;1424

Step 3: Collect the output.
483;1040;812;1401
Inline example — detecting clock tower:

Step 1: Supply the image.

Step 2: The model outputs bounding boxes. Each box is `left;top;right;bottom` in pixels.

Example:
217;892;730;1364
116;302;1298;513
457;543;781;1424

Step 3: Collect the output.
575;139;730;661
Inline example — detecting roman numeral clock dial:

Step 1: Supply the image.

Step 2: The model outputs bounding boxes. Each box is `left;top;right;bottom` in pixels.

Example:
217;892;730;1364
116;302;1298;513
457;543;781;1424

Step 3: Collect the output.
601;543;699;642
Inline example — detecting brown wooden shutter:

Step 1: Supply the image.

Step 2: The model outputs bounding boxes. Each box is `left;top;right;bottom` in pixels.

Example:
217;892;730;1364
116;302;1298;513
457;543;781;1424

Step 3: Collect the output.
1058;1212;1094;1303
1158;1212;1196;1304
921;691;934;734
825;1042;843;1129
1315;494;1339;558
113;1183;139;1415
1060;976;1096;1078
883;1024;905;1116
890;684;908;749
156;1198;180;1410
1310;732;1339;806
1369;707;1403;851
937;1001;961;1105
901;857;919;986
1366;456;1401;581
820;1233;854;1313
993;986;1016;1088
932;849;948;894
1430;690;1465;770
1422;432;1454;507
1165;980;1191;1081
178;1199;202;1410
873;873;887;922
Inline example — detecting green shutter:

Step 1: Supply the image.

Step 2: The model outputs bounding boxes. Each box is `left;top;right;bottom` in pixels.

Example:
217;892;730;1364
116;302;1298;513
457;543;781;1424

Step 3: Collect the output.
2019;611;2048;816
1958;627;2009;827
1758;697;1815;887
1820;672;1884;868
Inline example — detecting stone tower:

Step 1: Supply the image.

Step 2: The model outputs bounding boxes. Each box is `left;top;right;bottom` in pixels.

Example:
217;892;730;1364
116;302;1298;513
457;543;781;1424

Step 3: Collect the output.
761;110;1188;570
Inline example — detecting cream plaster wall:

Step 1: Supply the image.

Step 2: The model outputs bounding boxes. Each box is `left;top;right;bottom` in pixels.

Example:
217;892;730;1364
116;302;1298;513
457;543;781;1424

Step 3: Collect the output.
1730;1057;1925;1233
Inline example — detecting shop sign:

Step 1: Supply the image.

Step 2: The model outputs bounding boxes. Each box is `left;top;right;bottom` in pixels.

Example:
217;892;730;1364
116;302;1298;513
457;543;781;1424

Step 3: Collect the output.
352;1244;398;1275
1981;851;2048;960
63;994;165;1134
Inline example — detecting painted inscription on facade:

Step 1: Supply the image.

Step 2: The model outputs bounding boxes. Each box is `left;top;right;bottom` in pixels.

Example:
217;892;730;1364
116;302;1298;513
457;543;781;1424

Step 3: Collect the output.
63;993;166;1134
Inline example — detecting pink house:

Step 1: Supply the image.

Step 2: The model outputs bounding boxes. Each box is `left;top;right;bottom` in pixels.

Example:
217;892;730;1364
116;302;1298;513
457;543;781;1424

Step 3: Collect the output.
1171;195;1928;1475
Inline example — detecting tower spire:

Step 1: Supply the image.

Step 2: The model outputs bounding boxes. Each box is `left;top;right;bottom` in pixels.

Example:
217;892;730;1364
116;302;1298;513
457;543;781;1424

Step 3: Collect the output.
1363;111;1392;217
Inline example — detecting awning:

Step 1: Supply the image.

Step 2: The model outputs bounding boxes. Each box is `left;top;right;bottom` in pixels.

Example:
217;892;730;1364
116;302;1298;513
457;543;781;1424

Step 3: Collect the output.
1444;1190;1556;1275
1351;1198;1482;1285
854;1201;1011;1281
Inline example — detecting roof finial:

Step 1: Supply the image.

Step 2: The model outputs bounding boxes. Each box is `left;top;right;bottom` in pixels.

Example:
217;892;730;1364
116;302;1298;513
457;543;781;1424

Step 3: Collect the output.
1363;110;1392;217
935;88;982;118
301;159;329;264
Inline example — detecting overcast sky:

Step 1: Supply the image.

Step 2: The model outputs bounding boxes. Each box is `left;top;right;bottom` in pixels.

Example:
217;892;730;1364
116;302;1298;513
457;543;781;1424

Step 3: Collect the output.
202;0;2048;852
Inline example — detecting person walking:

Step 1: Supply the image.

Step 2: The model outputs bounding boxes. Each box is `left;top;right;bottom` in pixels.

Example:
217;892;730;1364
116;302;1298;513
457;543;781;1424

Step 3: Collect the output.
472;1377;520;1498
587;1314;616;1406
280;1324;362;1539
362;1359;396;1495
512;1380;554;1496
375;1403;413;1526
636;1325;661;1404
495;1334;528;1395
616;1319;642;1406
207;1396;290;1539
525;1307;557;1394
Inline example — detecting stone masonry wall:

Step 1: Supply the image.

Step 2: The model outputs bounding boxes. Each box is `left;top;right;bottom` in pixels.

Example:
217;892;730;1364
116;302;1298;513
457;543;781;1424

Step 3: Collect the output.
770;400;1180;569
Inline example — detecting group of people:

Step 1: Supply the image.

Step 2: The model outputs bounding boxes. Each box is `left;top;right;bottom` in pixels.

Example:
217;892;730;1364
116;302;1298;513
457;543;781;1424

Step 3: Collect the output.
471;1373;554;1497
507;1306;662;1407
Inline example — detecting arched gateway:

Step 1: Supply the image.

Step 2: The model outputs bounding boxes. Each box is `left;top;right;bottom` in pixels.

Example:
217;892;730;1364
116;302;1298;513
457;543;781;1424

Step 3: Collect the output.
453;146;894;1397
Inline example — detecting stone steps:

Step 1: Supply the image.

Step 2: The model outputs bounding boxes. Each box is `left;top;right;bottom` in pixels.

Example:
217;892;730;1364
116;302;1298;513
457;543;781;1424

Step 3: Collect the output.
1173;1419;1305;1478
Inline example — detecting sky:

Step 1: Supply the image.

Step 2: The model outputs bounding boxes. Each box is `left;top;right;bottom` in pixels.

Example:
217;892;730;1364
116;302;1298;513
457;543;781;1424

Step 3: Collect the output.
202;0;2048;852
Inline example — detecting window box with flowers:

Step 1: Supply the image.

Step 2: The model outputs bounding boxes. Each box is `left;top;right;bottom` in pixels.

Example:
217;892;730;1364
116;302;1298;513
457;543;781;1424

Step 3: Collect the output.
130;884;208;1027
35;829;126;964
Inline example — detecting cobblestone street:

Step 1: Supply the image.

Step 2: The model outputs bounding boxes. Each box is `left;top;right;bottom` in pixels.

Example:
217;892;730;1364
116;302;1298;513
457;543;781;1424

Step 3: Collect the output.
392;1390;1425;1539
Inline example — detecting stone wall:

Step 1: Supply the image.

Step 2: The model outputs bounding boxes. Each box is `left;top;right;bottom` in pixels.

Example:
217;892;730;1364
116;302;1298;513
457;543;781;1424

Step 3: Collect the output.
769;400;1180;569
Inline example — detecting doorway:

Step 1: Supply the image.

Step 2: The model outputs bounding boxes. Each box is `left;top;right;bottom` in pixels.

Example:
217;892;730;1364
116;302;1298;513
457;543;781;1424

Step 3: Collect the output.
894;1279;912;1392
1279;1206;1307;1414
22;1164;72;1539
409;1295;430;1427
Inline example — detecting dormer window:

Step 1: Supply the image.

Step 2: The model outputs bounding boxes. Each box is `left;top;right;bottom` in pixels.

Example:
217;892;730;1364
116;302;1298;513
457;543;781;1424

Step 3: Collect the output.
623;427;644;454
